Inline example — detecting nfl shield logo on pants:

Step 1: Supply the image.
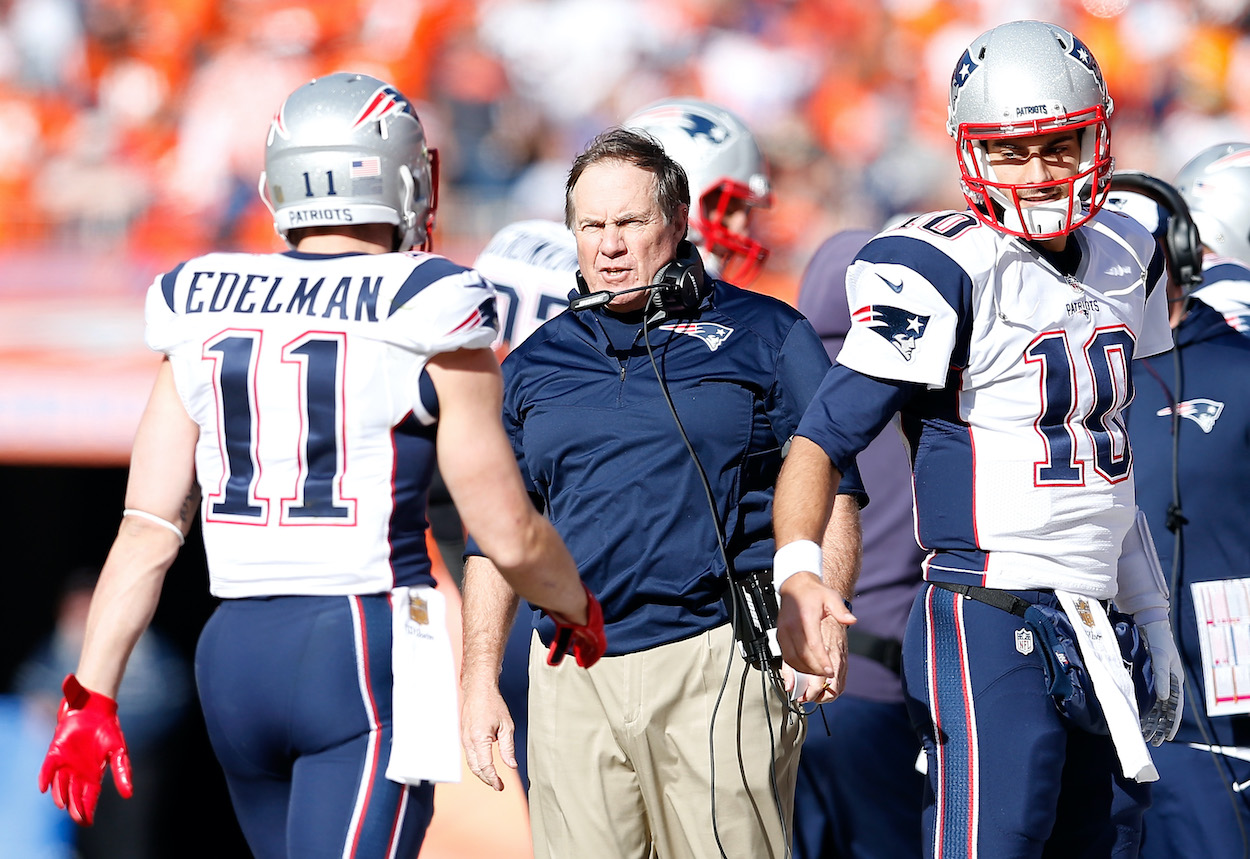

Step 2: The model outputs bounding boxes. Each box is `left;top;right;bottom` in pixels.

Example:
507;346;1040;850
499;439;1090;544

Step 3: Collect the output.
1015;627;1035;655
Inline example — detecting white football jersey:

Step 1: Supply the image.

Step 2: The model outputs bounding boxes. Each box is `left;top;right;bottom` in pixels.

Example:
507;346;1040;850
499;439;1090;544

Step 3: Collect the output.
1191;254;1250;334
838;208;1172;597
473;219;577;351
145;250;498;598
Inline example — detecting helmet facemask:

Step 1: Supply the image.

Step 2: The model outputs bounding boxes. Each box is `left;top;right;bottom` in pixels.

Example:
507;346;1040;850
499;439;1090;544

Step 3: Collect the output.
695;178;771;286
956;109;1112;241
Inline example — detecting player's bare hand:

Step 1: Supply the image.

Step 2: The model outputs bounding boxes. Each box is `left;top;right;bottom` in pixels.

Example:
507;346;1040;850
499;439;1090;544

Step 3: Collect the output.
776;574;856;679
460;677;516;791
781;663;838;704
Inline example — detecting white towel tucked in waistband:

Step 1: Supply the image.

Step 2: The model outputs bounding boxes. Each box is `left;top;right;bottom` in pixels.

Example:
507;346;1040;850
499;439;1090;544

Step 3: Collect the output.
385;585;461;784
1056;590;1158;783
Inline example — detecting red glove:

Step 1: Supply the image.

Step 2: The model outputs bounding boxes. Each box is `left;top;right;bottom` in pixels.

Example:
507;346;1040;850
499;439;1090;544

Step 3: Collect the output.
545;583;607;668
38;674;133;826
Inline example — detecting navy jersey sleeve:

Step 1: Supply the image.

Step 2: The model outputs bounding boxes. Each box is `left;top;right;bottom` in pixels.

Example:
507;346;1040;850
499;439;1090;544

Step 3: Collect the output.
798;363;920;478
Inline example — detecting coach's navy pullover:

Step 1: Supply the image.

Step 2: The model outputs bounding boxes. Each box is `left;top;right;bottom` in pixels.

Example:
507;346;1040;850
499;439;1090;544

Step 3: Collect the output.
473;278;861;656
1128;297;1250;745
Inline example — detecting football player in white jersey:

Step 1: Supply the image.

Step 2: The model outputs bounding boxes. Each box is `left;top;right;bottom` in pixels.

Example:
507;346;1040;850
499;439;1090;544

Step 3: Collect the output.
624;97;772;287
36;72;605;859
770;21;1184;858
474;218;579;353
1175;142;1250;335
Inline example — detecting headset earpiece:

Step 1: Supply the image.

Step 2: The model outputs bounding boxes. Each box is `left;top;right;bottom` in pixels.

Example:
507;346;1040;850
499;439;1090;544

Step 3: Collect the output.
650;240;709;313
1165;210;1203;289
1108;171;1204;291
650;259;701;311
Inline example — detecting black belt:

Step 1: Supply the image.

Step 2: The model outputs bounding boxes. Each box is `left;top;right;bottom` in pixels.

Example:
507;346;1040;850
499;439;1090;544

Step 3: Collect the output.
846;627;902;674
929;581;1032;617
930;581;1114;618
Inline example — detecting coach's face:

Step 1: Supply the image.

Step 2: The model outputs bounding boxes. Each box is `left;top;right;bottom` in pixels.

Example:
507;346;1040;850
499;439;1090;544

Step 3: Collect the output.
571;159;688;312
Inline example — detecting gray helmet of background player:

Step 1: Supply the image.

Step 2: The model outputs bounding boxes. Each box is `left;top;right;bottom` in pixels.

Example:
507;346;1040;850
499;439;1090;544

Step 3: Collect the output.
259;71;437;252
1174;142;1250;265
947;19;1115;240
623;97;772;286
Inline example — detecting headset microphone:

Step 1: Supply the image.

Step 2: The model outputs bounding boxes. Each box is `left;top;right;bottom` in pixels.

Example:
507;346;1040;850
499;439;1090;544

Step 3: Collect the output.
568;281;655;312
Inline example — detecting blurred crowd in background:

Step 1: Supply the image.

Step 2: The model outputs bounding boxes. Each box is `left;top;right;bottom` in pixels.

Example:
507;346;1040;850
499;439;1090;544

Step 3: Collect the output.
4;0;1250;296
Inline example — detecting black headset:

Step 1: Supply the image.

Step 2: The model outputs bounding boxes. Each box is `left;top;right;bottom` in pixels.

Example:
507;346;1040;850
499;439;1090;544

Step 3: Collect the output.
649;240;709;312
1108;170;1204;290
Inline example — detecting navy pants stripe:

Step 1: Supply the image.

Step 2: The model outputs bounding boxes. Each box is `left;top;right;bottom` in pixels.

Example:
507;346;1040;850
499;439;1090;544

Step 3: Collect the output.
926;585;979;859
903;585;1140;859
196;594;434;859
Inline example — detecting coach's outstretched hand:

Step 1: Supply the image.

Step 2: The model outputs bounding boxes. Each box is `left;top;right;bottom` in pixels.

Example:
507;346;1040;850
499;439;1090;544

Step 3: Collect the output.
544;583;607;668
38;674;133;826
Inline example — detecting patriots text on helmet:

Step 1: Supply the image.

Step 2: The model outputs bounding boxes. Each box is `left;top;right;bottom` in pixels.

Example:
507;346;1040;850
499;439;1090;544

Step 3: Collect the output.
287;208;356;224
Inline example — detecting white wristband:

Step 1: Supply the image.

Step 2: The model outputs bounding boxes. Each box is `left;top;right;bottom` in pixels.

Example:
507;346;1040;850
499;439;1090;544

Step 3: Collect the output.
123;508;186;546
773;539;822;593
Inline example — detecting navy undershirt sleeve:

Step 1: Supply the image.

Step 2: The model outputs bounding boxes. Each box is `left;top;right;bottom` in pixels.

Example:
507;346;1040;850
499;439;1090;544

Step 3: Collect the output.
797;363;920;476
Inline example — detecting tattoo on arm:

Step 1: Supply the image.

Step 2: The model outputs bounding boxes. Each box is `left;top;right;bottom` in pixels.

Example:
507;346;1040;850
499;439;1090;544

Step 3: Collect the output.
179;488;199;529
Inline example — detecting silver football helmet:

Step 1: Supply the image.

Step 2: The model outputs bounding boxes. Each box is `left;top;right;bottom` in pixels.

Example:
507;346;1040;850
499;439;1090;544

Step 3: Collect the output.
259;72;438;251
624;97;771;285
947;20;1114;240
1175;142;1250;264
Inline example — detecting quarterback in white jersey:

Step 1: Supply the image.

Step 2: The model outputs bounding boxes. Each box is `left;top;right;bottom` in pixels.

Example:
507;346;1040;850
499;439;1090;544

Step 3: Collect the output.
37;72;603;859
773;21;1183;859
836;207;1172;594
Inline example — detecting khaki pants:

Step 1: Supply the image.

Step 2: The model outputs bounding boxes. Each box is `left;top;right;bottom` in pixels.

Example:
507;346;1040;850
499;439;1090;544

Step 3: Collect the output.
526;624;805;859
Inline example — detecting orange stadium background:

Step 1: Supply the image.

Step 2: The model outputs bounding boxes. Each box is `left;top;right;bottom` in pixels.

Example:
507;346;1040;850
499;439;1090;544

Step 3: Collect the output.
4;0;1250;855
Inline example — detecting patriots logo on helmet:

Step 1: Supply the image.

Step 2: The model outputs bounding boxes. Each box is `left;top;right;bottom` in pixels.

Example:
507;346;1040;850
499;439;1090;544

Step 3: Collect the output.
352;86;415;131
636;106;729;146
1068;35;1100;74
1156;398;1224;434
951;49;979;95
1195;149;1250;196
658;322;734;351
268;106;290;144
673;112;727;145
853;305;930;361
